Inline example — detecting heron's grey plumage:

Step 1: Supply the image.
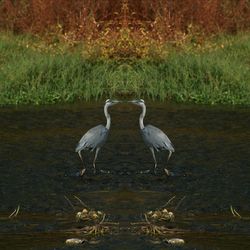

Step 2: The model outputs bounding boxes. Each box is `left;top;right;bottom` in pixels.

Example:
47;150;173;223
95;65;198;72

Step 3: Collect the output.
130;99;174;175
75;125;109;153
141;124;174;153
75;99;119;174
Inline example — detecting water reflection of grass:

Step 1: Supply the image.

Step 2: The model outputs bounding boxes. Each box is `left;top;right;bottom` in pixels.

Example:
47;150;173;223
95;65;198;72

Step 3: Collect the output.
0;32;249;105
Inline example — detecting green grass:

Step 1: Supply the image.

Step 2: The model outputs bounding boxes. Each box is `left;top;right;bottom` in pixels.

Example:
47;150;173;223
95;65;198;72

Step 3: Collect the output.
0;32;249;105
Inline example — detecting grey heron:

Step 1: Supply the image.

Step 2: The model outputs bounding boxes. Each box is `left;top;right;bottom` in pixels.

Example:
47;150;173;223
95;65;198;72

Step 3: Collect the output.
130;99;175;175
75;99;119;175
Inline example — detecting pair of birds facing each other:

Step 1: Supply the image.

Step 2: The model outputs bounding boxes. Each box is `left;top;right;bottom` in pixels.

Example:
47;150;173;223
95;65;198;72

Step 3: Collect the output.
75;99;175;176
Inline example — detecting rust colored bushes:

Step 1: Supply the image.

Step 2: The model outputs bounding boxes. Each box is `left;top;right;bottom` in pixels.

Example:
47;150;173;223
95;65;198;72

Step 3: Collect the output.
0;0;249;48
0;0;120;35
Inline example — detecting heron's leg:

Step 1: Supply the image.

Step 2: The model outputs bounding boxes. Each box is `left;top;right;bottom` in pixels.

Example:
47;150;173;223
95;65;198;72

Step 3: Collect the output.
167;151;172;162
93;147;100;174
149;147;157;174
78;151;86;176
78;151;83;162
164;151;173;176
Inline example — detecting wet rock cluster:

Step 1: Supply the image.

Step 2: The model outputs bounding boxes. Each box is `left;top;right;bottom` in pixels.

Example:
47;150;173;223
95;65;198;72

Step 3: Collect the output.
145;208;175;222
76;208;105;223
66;202;184;247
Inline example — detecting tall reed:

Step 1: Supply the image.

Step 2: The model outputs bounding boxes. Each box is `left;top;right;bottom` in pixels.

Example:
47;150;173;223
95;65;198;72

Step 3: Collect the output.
0;32;249;105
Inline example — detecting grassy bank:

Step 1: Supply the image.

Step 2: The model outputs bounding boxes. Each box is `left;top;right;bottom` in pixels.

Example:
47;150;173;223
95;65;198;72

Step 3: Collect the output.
0;33;249;105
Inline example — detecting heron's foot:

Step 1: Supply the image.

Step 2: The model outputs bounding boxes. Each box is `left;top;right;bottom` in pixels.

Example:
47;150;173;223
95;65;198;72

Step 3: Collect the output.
75;168;86;177
153;164;158;175
164;168;174;176
80;168;86;176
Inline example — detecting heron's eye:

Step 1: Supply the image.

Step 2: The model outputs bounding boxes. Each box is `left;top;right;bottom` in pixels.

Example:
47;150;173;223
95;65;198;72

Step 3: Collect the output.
106;99;110;103
140;99;144;103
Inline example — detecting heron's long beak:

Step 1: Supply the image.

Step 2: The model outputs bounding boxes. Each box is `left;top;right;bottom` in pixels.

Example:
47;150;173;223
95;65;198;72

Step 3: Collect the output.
127;100;138;105
112;99;120;104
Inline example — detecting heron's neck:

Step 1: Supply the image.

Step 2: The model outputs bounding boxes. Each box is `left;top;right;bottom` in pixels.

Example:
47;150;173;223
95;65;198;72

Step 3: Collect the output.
104;104;111;129
139;103;146;129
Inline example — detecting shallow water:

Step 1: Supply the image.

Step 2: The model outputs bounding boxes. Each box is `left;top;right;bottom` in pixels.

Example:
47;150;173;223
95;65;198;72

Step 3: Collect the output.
0;102;250;250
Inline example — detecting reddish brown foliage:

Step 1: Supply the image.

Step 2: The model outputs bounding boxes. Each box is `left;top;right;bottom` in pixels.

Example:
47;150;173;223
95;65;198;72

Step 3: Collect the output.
0;0;249;40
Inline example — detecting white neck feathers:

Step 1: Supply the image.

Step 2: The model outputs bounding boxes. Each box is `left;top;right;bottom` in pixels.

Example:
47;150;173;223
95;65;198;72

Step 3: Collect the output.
139;103;146;129
104;103;111;129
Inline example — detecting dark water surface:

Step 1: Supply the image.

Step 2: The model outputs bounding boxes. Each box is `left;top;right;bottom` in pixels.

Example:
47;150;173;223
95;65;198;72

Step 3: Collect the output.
0;102;250;250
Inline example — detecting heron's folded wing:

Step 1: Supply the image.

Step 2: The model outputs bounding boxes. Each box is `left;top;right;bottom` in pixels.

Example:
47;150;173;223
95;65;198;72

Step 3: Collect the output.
142;124;174;152
75;125;108;152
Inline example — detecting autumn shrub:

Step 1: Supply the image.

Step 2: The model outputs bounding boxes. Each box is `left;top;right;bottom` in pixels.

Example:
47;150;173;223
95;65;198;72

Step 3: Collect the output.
0;0;249;58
